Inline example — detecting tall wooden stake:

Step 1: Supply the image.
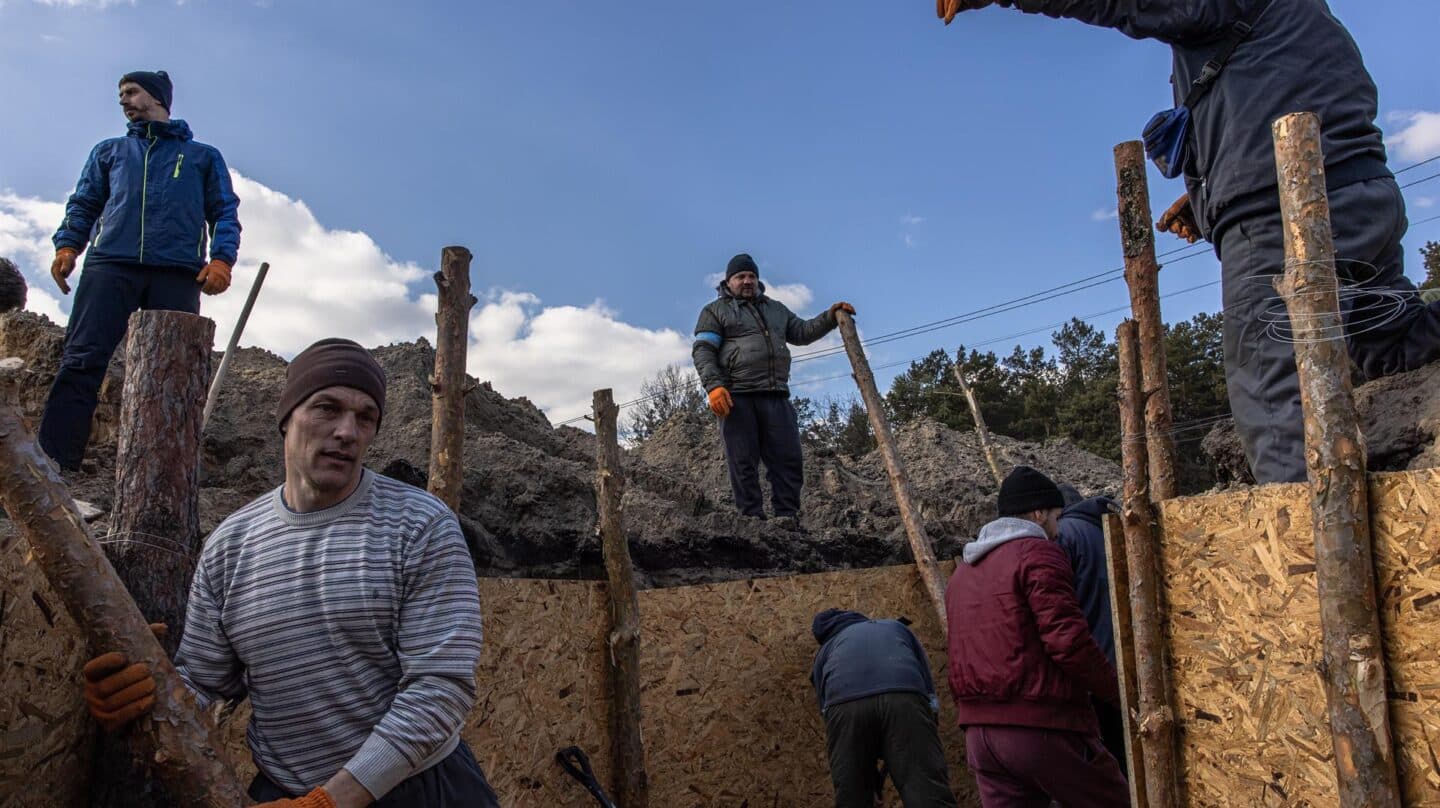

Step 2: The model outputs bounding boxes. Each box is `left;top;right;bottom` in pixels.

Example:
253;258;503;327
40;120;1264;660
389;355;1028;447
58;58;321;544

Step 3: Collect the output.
1102;511;1150;808
1271;111;1400;808
836;311;948;633
1118;320;1180;808
0;360;250;807
428;246;477;512
952;365;1004;488
1114;141;1178;501
593;389;649;808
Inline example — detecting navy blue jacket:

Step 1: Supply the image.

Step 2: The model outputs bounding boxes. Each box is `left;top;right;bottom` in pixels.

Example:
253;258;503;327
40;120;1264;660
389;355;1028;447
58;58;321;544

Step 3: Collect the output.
54;119;241;271
811;609;937;714
1056;497;1116;667
997;0;1389;238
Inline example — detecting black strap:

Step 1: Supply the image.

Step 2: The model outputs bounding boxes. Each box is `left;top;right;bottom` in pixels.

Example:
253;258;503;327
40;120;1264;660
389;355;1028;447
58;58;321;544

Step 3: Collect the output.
555;746;619;808
1180;2;1269;109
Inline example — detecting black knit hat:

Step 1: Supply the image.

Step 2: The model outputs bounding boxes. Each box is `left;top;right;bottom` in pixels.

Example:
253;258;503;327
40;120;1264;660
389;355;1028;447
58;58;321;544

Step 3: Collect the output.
726;253;759;281
997;466;1065;517
276;339;386;433
119;70;173;112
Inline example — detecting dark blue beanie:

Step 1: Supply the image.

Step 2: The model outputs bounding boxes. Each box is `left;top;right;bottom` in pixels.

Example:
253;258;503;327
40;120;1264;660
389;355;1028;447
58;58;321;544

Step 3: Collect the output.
726;253;759;281
120;70;173;112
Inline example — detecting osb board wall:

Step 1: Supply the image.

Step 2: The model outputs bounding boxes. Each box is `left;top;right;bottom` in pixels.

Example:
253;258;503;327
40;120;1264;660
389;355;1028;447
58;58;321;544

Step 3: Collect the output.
1158;468;1440;807
0;527;92;808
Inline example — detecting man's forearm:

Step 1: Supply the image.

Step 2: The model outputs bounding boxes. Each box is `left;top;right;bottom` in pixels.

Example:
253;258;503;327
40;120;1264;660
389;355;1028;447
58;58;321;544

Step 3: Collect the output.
324;769;374;808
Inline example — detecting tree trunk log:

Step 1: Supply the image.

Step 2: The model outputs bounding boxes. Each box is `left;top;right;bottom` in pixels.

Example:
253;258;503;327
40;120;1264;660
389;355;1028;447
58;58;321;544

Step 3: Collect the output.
428;246;476;512
1118;320;1180;808
0;359;250;807
1102;511;1150;808
952;365;1004;488
593;389;649;808
1114;141;1178;501
1271;111;1400;808
837;311;948;634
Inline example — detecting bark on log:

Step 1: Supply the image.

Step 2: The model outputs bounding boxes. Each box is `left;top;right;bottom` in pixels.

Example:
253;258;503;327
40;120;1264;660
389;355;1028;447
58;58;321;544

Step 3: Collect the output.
593;389;649;808
1271;111;1400;808
1118;320;1180;808
837;311;948;634
428;246;476;512
1114;141;1178;501
952;365;1004;488
0;359;250;807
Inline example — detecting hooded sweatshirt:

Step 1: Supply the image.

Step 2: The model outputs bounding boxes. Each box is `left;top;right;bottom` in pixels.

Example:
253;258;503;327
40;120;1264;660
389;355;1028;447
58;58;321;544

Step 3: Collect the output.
947;518;1119;733
1057;497;1117;667
810;609;938;714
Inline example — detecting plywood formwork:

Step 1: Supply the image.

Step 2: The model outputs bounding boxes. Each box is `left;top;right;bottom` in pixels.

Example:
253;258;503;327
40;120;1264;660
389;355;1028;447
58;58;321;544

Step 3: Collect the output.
1157;469;1440;807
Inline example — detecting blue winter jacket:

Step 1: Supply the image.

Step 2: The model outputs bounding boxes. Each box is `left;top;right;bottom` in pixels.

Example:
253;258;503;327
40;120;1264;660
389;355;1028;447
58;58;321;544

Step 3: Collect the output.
53;119;241;271
810;609;939;715
1056;496;1117;667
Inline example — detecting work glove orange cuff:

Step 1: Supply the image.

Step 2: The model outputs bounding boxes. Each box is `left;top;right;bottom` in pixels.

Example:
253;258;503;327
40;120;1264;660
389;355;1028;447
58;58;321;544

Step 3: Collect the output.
254;787;336;808
708;387;733;418
55;247;79;260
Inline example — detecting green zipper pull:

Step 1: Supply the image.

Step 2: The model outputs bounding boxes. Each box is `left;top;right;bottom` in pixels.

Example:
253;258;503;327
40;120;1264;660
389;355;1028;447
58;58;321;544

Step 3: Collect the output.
173;153;184;179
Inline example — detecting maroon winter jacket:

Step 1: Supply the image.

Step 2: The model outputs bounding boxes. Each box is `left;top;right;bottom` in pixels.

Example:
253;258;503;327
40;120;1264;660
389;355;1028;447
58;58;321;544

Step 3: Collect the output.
946;517;1120;734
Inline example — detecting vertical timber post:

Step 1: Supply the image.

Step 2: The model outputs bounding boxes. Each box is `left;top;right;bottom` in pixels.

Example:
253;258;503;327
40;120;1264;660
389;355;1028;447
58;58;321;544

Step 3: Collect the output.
1114;141;1178;501
593;389;649;808
1102;511;1150;808
1118;320;1180;808
837;310;948;634
1271;111;1401;808
952;365;1004;488
0;360;251;807
428;246;477;512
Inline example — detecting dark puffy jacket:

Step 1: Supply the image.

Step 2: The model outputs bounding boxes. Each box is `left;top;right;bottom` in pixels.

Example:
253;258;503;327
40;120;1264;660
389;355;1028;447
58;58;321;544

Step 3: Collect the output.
692;283;837;394
946;517;1119;734
1056;497;1117;667
54;119;242;271
810;609;938;714
998;0;1389;238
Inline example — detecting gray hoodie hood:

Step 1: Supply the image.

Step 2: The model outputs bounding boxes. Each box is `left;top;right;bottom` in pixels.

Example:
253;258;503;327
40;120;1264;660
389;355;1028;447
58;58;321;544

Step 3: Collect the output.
961;517;1049;565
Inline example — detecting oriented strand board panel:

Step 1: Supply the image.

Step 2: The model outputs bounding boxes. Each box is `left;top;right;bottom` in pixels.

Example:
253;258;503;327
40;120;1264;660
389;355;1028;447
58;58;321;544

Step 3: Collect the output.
1157;469;1440;807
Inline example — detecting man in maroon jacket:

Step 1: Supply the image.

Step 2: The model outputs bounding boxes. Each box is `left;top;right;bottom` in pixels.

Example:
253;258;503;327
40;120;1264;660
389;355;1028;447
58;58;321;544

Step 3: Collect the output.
945;466;1127;807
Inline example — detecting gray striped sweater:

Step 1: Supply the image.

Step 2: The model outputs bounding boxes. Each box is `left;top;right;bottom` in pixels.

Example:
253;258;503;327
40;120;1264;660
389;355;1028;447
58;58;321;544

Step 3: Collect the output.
175;469;483;798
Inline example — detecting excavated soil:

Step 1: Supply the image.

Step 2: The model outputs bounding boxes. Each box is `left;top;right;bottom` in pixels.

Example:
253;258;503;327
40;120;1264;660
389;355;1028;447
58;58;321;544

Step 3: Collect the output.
0;311;1128;587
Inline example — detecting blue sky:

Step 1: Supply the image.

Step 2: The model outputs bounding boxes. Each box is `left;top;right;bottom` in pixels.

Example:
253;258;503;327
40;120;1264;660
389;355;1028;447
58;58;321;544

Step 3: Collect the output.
1;0;1436;423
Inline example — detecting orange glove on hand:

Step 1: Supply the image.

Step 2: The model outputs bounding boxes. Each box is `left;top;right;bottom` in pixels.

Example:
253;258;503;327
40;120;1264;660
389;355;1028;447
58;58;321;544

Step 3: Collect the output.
196;259;232;295
828;301;856;318
51;248;79;295
83;653;157;732
1156;194;1201;245
708;387;733;418
255;788;337;808
937;0;994;24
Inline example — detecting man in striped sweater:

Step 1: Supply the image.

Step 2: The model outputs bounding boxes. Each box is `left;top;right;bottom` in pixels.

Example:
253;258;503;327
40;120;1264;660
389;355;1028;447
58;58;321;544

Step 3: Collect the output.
80;338;497;807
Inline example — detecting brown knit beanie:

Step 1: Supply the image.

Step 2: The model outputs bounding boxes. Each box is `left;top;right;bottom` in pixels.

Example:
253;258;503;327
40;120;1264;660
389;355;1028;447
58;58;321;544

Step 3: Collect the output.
276;338;386;433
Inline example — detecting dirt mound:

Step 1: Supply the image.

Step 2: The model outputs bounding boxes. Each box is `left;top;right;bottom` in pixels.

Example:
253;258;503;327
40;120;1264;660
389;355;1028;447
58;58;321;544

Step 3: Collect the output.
0;312;1123;587
1202;361;1440;487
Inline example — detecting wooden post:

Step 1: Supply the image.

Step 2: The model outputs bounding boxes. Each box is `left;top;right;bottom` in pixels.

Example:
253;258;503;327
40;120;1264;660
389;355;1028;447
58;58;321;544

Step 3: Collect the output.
1118;319;1180;808
1271;111;1401;808
836;310;948;633
428;246;476;512
593;389;649;808
0;359;251;807
203;261;269;431
1103;511;1149;808
1114;141;1179;501
952;365;1004;488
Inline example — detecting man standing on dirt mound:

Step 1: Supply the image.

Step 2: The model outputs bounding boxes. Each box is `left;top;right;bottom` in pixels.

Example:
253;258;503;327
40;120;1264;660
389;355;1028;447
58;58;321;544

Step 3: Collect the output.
692;252;854;527
40;70;241;471
76;339;500;807
933;0;1440;485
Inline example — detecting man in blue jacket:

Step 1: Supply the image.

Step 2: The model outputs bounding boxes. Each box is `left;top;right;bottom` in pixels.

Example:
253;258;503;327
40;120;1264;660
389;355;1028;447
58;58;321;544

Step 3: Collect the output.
42;70;241;470
935;0;1440;484
811;608;957;807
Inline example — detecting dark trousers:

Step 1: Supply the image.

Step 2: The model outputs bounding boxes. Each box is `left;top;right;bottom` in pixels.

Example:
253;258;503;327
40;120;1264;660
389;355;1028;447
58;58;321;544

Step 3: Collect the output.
1093;697;1127;779
719;392;803;518
824;692;958;808
1217;177;1440;483
38;261;200;470
248;741;500;807
965;725;1127;808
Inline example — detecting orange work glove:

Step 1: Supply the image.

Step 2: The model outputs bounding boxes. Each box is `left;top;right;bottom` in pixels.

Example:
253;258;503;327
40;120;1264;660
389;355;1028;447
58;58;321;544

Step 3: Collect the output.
708;387;733;418
196;259;232;295
828;301;856;318
83;653;157;732
1156;193;1201;245
51;247;79;295
255;788;337;808
937;0;994;24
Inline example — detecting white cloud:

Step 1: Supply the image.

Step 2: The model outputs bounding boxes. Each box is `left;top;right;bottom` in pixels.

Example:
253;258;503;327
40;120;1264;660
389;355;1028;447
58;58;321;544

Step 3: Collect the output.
900;212;924;248
900;214;925;227
1091;207;1119;222
700;271;815;313
1389;111;1440;164
1414;196;1435;209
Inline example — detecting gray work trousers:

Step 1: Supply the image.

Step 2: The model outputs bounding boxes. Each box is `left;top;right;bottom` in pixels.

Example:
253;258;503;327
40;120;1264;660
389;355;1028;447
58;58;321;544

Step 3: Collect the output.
1217;177;1440;483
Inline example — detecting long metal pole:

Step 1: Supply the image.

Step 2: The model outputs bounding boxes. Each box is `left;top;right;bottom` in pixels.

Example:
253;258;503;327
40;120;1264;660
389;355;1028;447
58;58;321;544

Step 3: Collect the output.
202;261;269;431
